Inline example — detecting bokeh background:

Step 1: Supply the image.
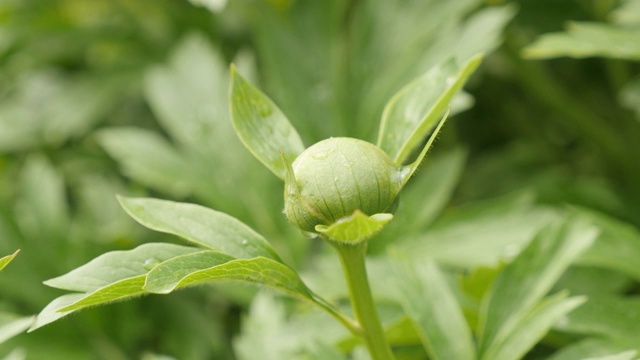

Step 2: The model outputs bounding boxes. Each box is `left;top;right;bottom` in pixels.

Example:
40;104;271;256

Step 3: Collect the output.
1;0;639;359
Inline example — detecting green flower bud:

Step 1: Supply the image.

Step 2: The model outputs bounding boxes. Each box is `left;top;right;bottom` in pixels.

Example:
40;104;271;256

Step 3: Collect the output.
284;137;403;234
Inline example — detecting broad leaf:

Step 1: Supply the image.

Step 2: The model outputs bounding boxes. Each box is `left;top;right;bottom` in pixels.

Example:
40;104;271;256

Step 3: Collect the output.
145;253;314;302
31;244;198;330
548;338;639;360
377;55;482;164
522;22;640;60
484;292;585;360
585;351;639;360
44;243;198;292
477;217;597;357
577;208;640;282
619;76;640;120
229;66;305;180
554;294;640;342
17;156;69;241
0;250;19;272
234;292;293;360
612;0;640;25
395;148;467;228
394;259;475;360
98;128;195;198
118;197;281;261
397;192;560;267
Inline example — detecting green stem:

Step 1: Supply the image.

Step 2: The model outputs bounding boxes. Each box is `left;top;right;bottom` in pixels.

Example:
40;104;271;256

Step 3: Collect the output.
332;242;395;360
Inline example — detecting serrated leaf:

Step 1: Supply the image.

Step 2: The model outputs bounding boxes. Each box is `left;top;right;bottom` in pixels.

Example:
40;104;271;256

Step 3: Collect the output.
522;22;640;60
0;250;19;272
483;292;586;360
229;66;305;180
394;259;475;360
118;197;281;261
315;211;393;244
477;217;598;357
145;254;314;302
377;54;482;164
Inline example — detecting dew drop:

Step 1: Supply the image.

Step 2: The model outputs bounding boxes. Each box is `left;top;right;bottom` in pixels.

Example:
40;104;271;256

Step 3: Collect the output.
143;257;161;271
310;151;330;160
398;166;412;183
241;239;249;246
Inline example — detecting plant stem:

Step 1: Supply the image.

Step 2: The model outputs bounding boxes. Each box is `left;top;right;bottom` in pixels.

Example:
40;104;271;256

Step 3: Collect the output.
332;242;395;360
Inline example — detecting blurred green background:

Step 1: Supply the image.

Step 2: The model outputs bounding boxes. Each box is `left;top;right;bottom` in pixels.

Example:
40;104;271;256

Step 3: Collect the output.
1;0;639;359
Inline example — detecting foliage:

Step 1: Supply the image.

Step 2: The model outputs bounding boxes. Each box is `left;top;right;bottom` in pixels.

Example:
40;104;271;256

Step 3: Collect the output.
1;0;640;359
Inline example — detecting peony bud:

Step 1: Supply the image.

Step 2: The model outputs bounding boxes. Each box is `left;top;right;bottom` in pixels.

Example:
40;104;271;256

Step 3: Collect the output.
284;137;402;235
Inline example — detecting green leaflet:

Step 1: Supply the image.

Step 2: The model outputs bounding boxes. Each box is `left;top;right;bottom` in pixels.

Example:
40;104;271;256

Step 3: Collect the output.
118;196;281;261
43;243;198;293
30;243;199;330
0;313;34;344
377;55;482;164
477;217;598;358
584;351;639;360
483;292;586;360
522;22;640;60
315;211;394;244
98;127;195;198
0;250;19;272
229;66;305;180
144;252;314;302
394;259;475;360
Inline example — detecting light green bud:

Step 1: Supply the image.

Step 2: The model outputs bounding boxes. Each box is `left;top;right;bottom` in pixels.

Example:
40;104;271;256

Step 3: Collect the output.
284;137;402;234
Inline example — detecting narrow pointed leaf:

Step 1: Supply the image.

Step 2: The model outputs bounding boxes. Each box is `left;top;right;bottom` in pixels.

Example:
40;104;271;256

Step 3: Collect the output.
0;250;19;272
483;292;586;360
522;22;640;60
377;54;482;164
118;196;281;261
144;255;315;302
229;66;305;180
585;351;639;360
315;211;393;244
29;294;84;332
0;314;34;343
394;259;475;360
477;218;598;356
400;110;449;187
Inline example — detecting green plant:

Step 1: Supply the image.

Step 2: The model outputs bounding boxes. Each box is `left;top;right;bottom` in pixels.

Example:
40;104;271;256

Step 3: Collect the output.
29;48;639;359
0;251;34;359
6;1;640;359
